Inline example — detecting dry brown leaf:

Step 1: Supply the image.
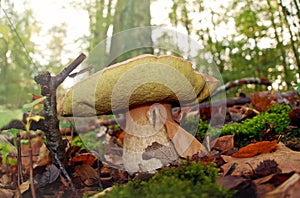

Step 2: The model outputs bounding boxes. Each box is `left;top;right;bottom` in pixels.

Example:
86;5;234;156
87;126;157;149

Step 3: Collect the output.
0;174;10;186
34;143;50;168
0;188;14;198
217;175;247;189
73;164;98;186
254;173;294;197
250;91;277;112
212;135;234;152
19;180;30;194
263;173;300;198
232;140;277;158
217;175;256;197
35;164;60;188
221;142;300;177
70;153;97;166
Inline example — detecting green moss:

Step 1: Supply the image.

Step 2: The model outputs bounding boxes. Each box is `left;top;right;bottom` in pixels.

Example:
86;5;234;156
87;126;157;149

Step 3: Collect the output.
104;161;233;198
184;104;293;146
221;104;291;144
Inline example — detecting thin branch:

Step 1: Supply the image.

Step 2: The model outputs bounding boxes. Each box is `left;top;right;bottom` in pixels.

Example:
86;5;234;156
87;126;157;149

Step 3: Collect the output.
54;53;87;88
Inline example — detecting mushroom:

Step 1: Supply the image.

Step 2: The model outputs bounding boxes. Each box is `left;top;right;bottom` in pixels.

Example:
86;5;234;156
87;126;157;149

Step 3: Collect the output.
59;54;219;173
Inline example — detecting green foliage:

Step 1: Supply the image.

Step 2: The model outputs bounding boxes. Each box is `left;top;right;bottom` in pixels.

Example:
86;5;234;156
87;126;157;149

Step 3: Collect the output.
0;136;17;165
187;104;292;145
197;119;210;140
221;104;291;144
71;136;87;150
73;131;104;151
0;3;40;108
105;161;233;198
292;83;300;94
22;96;46;113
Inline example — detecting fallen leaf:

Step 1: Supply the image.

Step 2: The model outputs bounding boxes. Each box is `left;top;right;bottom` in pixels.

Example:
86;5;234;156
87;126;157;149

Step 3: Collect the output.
263;173;300;198
0;174;11;186
212;135;234;152
217;175;247;189
0;188;14;198
254;172;294;197
221;142;300;178
232;140;277;158
19;180;30;194
70;153;97;166
217;176;256;197
73;164;98;186
251;91;277;112
34;143;50;168
34;164;60;188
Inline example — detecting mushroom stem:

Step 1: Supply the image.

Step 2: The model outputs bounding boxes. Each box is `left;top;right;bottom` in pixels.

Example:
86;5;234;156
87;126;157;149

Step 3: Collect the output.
122;103;205;174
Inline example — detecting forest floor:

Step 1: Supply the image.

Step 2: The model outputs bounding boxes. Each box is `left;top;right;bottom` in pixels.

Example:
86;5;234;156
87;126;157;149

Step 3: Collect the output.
1;90;300;197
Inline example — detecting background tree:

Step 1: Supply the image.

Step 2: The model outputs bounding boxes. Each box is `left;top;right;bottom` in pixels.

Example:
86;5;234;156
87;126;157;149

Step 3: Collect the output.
0;1;39;107
109;0;153;63
166;0;299;94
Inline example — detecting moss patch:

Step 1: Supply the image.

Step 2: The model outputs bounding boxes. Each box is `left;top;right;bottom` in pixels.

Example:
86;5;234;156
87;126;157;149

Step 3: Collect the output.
104;161;233;198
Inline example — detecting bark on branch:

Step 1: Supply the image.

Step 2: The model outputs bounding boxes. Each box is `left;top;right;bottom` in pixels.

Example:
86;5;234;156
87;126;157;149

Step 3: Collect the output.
2;53;86;161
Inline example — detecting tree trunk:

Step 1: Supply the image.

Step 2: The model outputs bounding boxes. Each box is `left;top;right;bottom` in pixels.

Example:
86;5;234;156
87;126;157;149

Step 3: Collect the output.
278;0;300;71
109;0;153;64
266;0;290;88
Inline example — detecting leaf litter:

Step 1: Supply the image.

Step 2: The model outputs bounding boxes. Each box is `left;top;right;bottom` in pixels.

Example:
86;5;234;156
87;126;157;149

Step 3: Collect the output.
1;91;300;197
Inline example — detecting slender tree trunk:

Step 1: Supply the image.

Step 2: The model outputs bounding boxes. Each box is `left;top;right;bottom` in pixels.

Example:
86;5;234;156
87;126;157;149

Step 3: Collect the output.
109;0;153;64
86;0;114;71
278;0;300;71
266;0;290;87
293;0;300;21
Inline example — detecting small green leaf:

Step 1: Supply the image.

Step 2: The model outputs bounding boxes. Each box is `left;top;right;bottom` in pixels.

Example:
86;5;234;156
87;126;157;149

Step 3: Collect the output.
22;96;47;112
27;115;45;123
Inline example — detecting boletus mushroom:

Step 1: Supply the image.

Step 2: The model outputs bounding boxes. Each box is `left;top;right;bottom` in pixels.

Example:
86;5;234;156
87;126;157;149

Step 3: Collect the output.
59;54;219;173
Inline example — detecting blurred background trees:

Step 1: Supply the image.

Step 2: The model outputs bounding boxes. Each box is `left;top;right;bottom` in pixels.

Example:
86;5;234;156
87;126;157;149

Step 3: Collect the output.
0;1;39;107
0;0;299;107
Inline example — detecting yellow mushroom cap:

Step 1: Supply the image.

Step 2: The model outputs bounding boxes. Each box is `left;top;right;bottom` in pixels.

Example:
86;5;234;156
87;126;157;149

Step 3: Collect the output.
59;54;219;117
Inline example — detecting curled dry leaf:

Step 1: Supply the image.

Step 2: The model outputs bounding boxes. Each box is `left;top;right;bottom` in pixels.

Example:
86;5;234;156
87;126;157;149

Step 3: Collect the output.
212;135;234;152
232;140;277;158
34;164;60;188
221;142;300;177
0;188;14;198
34;143;50;168
250;91;277;112
73;164;98;187
70;153;97;166
263;173;300;198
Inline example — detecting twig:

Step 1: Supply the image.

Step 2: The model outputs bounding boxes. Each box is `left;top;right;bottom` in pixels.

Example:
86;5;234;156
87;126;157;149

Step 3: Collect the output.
97;159;103;190
17;132;23;187
0;53;86;196
33;53;86;161
54;53;87;88
47;145;79;197
211;77;272;97
27;130;36;198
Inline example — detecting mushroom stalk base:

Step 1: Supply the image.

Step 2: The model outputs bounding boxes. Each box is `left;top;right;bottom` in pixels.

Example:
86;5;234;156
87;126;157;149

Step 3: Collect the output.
122;103;204;174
